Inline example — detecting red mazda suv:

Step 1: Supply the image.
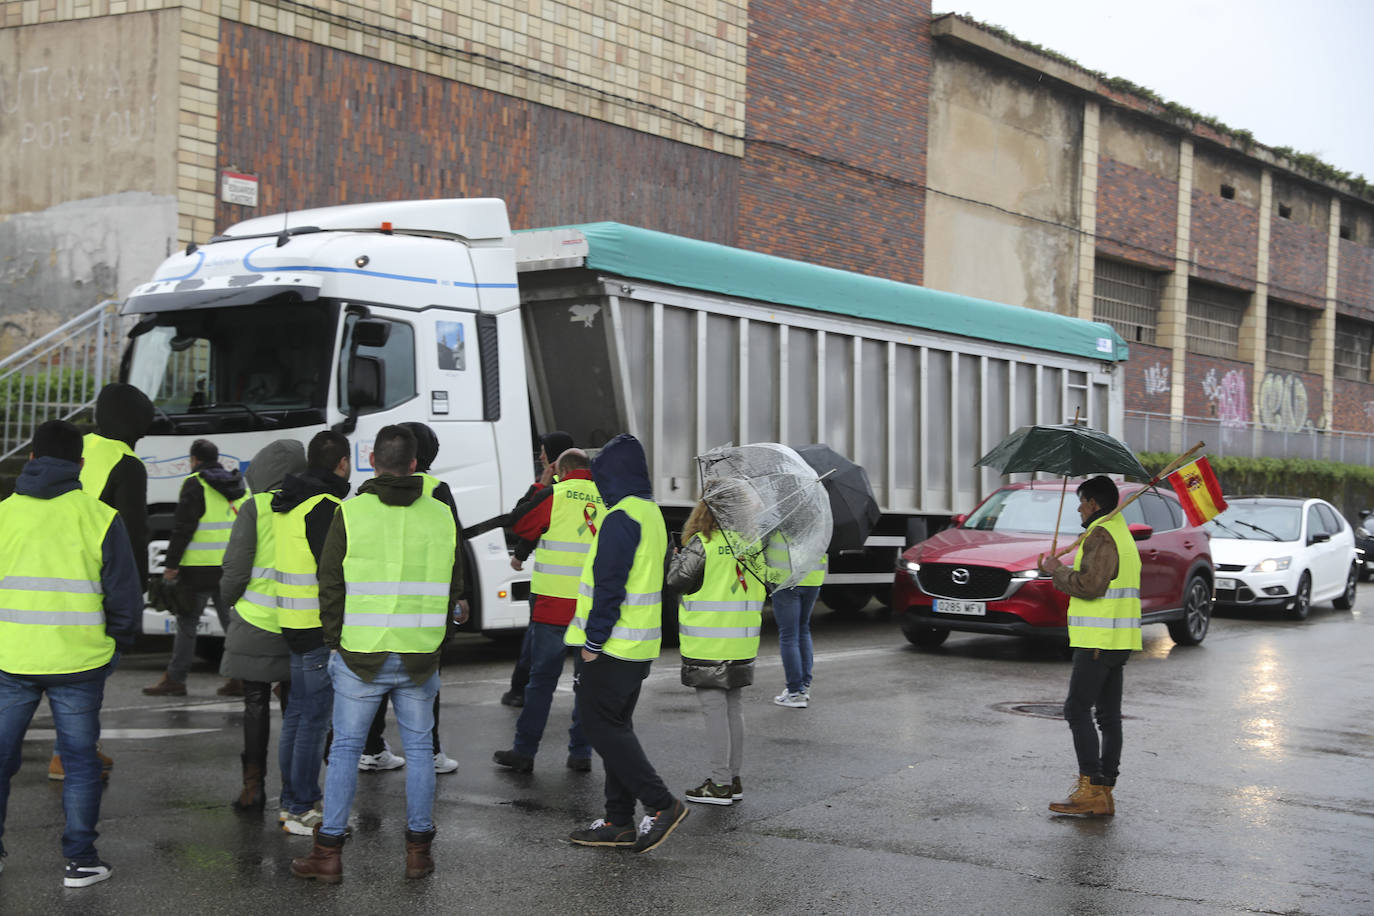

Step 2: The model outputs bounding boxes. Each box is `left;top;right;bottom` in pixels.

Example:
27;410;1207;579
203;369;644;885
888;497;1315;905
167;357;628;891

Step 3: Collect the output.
893;481;1214;649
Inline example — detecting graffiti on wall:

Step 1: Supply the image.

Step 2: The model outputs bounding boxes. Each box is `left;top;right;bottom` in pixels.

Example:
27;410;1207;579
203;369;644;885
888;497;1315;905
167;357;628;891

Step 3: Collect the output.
1258;373;1311;433
1143;363;1170;395
1202;368;1249;429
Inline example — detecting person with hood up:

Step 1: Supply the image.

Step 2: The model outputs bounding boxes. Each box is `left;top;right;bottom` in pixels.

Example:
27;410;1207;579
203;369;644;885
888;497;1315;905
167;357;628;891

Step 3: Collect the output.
144;438;248;697
216;438;304;815
291;425;465;884
0;420;141;888
564;434;687;854
49;383;152;783
355;422;463;775
500;430;576;708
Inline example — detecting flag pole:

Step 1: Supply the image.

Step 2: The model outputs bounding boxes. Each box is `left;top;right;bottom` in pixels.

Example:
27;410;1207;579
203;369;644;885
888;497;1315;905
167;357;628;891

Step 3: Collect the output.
1046;440;1207;562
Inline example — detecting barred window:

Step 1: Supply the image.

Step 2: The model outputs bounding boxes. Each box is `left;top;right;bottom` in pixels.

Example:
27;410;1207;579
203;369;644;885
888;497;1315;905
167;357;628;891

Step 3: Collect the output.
1186;282;1247;359
1265;300;1312;373
1093;259;1160;344
1335;317;1374;381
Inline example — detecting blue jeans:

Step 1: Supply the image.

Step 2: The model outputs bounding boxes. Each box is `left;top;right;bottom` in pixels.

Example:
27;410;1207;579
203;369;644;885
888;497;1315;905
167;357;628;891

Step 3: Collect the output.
322;653;438;836
0;668;108;863
773;585;820;693
281;646;333;814
512;622;589;759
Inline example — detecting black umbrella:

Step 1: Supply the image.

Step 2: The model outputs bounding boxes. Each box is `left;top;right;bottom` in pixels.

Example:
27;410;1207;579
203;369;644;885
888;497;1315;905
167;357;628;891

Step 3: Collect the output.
793;444;880;551
974;423;1149;479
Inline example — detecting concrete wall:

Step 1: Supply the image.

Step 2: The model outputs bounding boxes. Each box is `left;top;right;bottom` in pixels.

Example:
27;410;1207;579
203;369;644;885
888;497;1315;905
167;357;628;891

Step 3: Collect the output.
925;45;1081;313
0;12;180;334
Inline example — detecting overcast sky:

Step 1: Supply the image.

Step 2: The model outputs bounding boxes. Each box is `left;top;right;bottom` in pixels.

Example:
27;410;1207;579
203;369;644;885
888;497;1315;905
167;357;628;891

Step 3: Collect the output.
941;0;1374;183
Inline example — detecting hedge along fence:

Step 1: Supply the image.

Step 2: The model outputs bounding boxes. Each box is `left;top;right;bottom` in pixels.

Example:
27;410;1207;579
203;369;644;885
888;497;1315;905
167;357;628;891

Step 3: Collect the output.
1138;453;1374;520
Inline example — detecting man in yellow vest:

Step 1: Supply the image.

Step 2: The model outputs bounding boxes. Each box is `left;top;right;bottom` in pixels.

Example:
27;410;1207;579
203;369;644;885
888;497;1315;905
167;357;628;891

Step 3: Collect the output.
49;383;151;782
563;434;687;854
291;425;466;884
1038;475;1142;817
493;448;598;773
0;420;141;888
144;439;248;697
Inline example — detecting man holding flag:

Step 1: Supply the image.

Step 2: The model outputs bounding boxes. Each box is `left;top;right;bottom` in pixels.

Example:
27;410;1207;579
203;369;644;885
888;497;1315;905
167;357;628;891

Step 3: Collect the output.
1037;475;1140;817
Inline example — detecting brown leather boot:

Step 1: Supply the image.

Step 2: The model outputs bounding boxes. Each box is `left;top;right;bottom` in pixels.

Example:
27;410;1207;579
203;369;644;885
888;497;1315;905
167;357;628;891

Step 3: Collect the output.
291;828;345;883
1099;783;1116;816
217;679;244;697
404;828;436;879
1048;774;1112;815
231;754;265;812
143;673;187;697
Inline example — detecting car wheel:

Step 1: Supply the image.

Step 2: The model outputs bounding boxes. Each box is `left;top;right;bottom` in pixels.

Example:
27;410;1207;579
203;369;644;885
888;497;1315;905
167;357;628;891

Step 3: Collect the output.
1167;574;1212;646
901;622;950;649
1284;572;1312;621
1333;563;1358;611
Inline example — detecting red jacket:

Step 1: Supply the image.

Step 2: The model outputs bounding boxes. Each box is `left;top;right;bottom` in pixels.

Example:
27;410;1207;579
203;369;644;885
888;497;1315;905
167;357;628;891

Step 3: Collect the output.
510;469;594;626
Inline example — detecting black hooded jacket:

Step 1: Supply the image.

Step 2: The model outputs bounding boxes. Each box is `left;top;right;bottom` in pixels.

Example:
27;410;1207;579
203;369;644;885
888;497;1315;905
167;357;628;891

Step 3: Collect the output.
165;462;248;590
90;383;154;588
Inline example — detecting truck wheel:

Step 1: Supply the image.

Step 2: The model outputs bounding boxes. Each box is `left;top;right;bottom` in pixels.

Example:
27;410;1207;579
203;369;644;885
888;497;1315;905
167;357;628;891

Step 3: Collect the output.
1167;574;1212;646
822;586;873;615
901;623;949;649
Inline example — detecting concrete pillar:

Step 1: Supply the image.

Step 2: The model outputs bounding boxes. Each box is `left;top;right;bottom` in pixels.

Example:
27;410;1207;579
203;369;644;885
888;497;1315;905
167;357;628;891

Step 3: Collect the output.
177;6;223;244
1244;171;1272;453
1314;196;1341;439
1159;139;1194;451
1075;101;1100;322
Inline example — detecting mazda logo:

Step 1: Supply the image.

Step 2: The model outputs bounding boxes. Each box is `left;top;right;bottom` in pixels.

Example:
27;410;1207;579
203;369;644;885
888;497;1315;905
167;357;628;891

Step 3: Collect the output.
951;568;971;585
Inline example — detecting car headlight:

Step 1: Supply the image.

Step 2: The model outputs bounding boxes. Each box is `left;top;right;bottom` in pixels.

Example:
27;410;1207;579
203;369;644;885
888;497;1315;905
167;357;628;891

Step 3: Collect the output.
898;559;920;574
1011;569;1043;580
1253;557;1292;573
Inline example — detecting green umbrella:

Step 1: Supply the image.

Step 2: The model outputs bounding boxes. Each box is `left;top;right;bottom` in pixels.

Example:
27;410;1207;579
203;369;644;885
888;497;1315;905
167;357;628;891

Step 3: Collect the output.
975;424;1149;479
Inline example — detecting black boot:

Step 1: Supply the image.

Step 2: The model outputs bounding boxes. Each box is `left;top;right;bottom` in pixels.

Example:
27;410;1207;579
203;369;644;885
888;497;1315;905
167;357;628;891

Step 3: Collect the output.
232;752;265;811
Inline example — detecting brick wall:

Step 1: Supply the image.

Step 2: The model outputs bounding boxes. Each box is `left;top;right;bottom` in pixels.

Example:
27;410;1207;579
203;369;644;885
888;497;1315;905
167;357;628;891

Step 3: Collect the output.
1189;191;1257;291
739;0;931;283
1268;217;1328;307
1095;159;1176;270
1334;377;1374;432
1123;342;1173;415
216;23;737;241
1337;239;1374;320
1254;368;1323;431
1184;352;1253;424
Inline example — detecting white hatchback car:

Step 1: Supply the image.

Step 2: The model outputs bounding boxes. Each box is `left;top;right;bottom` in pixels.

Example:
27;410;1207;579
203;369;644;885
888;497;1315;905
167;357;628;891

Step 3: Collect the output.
1205;496;1359;620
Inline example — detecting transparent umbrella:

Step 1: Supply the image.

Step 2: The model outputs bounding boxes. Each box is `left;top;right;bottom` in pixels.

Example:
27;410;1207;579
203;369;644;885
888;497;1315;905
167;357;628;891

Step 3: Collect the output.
696;443;833;592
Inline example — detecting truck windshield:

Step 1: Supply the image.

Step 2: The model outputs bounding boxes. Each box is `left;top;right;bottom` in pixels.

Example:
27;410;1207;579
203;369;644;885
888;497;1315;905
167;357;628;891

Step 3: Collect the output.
122;297;337;431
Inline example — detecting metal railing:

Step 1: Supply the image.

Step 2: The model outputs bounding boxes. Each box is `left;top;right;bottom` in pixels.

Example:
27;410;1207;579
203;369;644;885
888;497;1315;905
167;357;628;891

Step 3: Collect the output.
1125;410;1374;466
0;300;127;461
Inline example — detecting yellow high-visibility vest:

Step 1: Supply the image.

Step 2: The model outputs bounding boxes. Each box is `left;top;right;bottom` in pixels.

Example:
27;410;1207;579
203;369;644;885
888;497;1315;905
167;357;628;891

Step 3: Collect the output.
0;489;117;674
235;492;281;633
338;491;455;653
79;433;135;500
678;531;762;661
1066;513;1143;651
181;474;249;567
565;496;667;661
274;492;341;630
531;477;603;600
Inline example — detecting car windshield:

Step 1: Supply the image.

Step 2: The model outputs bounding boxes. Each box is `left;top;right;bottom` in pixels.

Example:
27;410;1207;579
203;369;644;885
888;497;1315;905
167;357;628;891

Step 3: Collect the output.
123;296;337;432
1203;503;1301;541
962;488;1086;535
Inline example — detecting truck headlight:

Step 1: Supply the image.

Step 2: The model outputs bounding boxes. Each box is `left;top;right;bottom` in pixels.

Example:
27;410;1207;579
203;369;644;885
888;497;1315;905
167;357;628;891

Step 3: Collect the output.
1254;557;1291;573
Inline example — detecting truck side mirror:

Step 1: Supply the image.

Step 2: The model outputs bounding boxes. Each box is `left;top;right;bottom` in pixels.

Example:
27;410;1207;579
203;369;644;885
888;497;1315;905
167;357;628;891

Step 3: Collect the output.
353;319;391;348
348;355;384;410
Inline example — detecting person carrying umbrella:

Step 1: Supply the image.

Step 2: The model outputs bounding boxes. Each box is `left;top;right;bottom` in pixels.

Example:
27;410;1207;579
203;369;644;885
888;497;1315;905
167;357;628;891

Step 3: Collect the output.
1036;475;1141;817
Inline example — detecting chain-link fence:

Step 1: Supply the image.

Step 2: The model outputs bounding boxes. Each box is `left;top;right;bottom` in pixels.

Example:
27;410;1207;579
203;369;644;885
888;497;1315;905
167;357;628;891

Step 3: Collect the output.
1125;410;1374;466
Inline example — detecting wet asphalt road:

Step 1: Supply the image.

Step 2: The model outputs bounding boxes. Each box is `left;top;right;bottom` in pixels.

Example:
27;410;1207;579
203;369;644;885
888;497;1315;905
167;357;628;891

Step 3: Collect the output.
3;595;1372;915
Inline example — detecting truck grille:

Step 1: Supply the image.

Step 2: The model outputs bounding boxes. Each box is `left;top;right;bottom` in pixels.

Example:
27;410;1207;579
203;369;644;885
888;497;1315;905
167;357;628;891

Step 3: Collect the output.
917;564;1011;600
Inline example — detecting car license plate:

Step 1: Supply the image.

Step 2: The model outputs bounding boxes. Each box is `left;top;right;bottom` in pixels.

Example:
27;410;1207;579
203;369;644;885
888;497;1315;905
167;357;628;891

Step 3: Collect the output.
933;599;985;616
1215;578;1237;590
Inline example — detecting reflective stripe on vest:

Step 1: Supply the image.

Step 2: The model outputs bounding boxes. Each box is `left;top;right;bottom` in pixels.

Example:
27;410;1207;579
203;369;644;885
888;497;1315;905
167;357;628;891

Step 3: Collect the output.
182;473;249;567
564;496;667;660
234;492;281;633
1066;513;1143;651
339;491;456;653
531;478;603;600
679;531;763;661
273;493;340;630
0;489;117;675
79;433;135;501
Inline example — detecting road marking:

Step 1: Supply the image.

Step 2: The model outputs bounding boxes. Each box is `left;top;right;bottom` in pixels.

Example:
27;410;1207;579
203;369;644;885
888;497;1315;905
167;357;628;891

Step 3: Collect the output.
25;727;219;741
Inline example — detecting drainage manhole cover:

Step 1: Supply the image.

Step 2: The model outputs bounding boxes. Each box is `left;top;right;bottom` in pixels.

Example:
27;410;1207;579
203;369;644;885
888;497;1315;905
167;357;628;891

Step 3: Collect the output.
992;701;1133;720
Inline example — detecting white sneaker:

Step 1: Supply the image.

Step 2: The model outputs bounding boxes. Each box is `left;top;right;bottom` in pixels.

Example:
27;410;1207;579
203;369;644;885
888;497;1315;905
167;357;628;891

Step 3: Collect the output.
358;749;406;771
281;807;323;836
773;690;808;708
433;751;459;774
278;808;289;824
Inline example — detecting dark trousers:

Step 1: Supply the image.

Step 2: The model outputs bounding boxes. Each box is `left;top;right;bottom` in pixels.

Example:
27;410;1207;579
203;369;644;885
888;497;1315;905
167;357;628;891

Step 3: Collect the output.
1063;648;1130;784
242;680;289;777
575;655;673;825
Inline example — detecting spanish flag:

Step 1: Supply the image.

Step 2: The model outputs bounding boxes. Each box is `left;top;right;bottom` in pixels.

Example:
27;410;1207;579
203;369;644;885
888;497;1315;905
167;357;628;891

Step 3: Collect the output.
1168;457;1227;526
